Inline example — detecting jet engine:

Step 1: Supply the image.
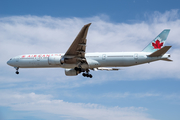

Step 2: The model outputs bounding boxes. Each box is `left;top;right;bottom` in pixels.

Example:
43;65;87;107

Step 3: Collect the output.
65;69;79;76
60;57;65;64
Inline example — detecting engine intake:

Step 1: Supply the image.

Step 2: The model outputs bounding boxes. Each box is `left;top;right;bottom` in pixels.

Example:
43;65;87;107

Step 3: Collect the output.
60;57;65;64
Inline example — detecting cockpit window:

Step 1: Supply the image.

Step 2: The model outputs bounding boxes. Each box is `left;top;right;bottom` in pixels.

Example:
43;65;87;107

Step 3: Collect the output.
10;58;12;60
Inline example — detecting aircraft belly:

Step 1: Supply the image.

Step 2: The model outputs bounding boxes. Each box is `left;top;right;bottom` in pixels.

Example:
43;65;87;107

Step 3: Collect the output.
18;59;35;67
99;57;124;67
98;54;156;67
121;58;135;66
18;58;58;68
35;58;49;66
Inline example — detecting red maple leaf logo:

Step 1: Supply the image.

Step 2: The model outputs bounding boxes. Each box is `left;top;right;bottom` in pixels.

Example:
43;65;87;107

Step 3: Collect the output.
152;40;163;49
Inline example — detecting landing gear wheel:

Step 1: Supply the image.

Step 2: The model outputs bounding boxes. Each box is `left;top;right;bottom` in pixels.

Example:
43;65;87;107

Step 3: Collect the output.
82;72;93;78
15;67;19;74
82;73;86;77
89;74;92;78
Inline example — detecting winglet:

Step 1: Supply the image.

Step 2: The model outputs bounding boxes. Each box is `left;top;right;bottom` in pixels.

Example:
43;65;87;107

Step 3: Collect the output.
148;46;171;57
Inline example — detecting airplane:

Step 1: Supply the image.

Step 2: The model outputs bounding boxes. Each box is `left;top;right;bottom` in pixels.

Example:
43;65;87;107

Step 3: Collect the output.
7;23;172;78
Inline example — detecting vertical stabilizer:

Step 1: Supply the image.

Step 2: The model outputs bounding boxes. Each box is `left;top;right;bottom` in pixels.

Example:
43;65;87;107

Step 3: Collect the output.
142;29;170;52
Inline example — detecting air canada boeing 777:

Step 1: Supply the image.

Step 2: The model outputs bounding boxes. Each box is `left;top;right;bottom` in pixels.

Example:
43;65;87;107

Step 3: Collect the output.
7;23;172;78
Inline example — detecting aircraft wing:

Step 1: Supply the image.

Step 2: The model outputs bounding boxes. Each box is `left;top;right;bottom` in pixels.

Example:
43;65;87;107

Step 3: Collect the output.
62;23;91;64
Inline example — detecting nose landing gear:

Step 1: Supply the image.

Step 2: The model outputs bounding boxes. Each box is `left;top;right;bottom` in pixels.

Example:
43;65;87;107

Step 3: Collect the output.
15;67;19;74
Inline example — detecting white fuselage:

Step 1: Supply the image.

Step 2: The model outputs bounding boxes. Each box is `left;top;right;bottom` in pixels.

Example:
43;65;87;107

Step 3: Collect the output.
7;52;170;69
6;24;171;77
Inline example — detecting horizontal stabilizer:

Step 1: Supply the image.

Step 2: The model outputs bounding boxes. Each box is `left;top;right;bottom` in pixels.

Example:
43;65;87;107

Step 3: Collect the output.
148;46;171;57
97;67;119;71
161;58;173;61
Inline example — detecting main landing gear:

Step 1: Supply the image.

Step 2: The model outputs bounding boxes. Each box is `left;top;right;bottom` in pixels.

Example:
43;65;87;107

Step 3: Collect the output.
15;67;19;74
82;69;92;78
75;67;93;78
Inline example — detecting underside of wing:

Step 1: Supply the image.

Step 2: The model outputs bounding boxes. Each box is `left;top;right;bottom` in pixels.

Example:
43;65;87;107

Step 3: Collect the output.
62;23;91;65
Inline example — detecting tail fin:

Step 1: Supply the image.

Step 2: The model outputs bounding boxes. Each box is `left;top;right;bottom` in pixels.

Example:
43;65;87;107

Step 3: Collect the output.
142;29;170;52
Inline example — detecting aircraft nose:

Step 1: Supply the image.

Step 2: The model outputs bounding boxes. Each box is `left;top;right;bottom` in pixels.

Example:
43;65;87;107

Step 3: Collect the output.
7;60;10;65
7;59;13;66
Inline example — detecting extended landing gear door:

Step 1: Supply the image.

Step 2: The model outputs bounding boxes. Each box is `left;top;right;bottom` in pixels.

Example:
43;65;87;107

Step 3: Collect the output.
102;54;106;60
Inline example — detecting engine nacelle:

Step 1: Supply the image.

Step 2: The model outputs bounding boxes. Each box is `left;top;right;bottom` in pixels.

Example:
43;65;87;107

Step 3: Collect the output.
60;57;65;64
65;69;78;76
48;56;61;65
